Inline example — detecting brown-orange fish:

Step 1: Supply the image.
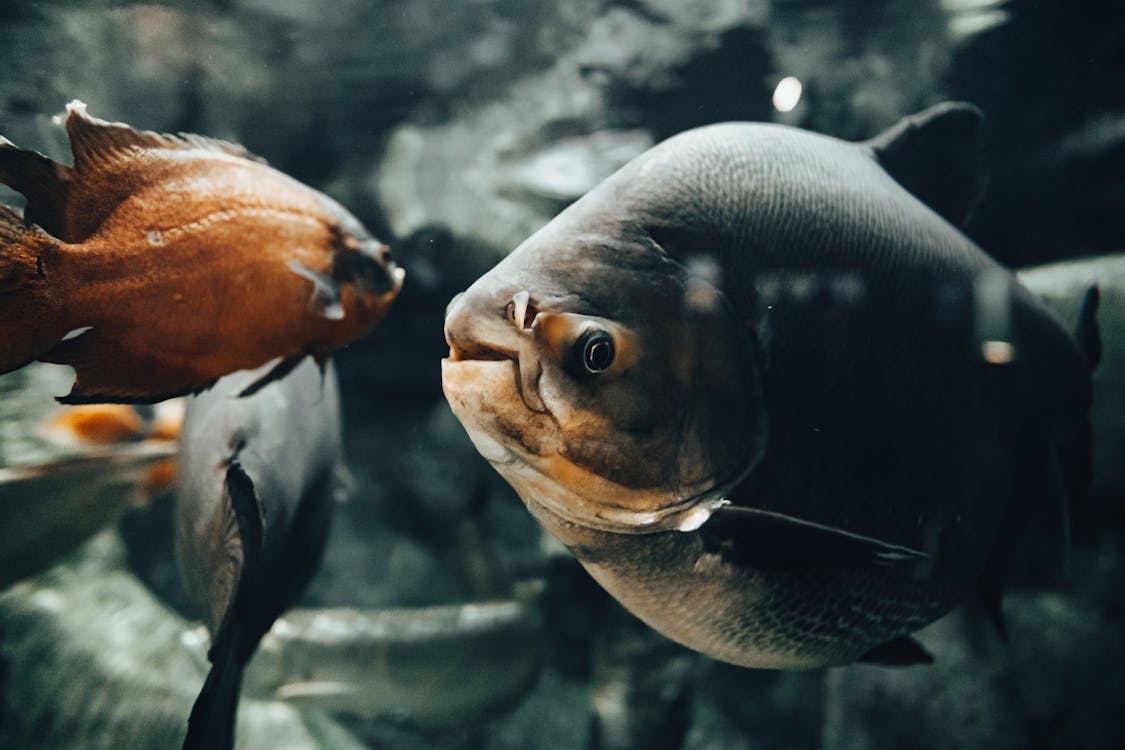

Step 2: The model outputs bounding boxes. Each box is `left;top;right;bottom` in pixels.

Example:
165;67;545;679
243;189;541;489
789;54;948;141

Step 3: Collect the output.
0;101;404;404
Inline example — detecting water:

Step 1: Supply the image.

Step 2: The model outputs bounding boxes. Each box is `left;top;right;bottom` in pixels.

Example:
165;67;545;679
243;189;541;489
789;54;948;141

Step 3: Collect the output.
1;1;1123;748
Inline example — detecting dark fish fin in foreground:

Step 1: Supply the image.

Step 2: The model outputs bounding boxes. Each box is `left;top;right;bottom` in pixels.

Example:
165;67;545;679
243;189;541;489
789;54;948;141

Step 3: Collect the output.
238;354;306;397
182;634;244;750
183;462;263;750
857;635;934;666
0;136;70;238
865;101;987;227
701;505;928;572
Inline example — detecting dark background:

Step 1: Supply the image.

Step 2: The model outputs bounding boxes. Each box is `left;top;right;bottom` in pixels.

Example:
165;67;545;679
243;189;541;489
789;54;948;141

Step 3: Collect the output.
1;1;1123;748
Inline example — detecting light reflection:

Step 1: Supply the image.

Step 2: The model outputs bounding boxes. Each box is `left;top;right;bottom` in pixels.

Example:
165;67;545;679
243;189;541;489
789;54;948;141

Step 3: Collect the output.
981;340;1015;364
974;270;1017;363
772;76;803;113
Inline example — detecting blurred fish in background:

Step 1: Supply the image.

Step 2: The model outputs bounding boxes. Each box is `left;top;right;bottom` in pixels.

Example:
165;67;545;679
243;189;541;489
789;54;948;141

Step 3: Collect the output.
0;363;179;590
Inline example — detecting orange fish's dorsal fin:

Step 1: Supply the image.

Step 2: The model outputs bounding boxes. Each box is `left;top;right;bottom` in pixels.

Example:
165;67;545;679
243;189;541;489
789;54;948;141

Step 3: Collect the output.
42;100;267;242
64;100;261;172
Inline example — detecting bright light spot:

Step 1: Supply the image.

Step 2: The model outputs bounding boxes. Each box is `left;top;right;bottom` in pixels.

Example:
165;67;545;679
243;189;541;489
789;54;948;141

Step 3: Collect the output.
772;76;803;113
981;340;1015;364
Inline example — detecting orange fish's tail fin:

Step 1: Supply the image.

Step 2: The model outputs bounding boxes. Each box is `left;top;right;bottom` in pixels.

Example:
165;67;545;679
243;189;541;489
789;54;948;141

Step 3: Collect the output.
0;134;71;237
0;204;63;374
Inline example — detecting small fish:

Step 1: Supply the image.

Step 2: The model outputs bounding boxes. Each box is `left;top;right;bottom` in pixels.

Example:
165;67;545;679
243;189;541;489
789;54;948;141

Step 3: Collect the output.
0;100;404;404
41;402;146;445
442;103;1099;668
244;602;542;728
175;356;345;750
0;382;181;591
0;442;176;590
1;528;540;748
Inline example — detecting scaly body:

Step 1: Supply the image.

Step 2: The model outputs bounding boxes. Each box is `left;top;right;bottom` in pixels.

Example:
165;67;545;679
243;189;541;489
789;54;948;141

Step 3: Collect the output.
442;103;1097;668
0;101;403;403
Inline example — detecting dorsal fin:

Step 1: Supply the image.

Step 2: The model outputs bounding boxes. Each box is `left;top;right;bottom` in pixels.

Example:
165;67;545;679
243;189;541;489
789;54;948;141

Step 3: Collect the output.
865;101;988;228
65;100;258;172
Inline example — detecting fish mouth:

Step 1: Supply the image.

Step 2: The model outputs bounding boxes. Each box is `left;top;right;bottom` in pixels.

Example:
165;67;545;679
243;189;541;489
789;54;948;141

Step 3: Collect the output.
444;342;546;415
334;241;405;297
445;339;515;365
444;292;547;413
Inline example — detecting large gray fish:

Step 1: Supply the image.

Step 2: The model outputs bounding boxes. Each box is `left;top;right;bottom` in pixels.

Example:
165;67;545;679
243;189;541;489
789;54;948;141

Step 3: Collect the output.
442;103;1099;669
175;357;345;748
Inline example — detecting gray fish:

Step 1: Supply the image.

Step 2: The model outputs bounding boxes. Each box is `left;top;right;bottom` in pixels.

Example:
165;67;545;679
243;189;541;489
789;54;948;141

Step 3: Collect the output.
175;357;344;749
442;103;1098;669
243;602;542;728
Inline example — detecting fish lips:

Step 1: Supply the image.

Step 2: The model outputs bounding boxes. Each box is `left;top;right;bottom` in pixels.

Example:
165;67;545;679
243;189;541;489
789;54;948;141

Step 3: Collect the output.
444;295;549;415
332;241;405;297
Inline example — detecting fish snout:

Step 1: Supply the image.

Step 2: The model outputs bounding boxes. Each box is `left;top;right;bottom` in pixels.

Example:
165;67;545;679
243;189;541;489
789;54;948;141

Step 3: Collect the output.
443;288;523;363
334;238;405;297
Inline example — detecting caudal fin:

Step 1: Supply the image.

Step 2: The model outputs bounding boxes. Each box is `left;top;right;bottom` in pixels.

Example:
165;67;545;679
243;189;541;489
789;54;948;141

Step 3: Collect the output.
1073;285;1101;372
181;640;244;750
0;205;62;374
0;134;71;239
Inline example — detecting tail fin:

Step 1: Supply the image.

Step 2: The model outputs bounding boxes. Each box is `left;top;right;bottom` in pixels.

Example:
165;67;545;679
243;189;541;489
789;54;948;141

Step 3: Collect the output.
1073;285;1101;372
1;205;60;374
181;639;244;750
1058;285;1101;534
0;135;71;239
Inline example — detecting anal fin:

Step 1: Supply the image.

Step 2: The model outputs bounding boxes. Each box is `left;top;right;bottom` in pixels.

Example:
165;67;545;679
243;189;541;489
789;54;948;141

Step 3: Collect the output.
43;327;214;404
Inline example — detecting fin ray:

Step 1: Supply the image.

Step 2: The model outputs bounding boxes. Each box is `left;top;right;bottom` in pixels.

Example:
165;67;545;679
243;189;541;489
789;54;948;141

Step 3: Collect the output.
701;505;928;571
65;100;258;171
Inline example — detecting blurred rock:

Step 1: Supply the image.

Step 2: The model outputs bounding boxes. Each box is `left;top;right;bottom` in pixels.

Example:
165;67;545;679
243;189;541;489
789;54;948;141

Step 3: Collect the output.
374;0;772;256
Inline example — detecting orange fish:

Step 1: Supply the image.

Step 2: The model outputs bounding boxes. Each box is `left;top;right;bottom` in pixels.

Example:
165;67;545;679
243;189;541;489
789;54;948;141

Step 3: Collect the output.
0;101;404;404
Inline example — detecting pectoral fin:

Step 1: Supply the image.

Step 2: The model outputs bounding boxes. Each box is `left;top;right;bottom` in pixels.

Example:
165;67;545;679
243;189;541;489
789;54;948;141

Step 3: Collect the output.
700;505;928;571
287;259;344;321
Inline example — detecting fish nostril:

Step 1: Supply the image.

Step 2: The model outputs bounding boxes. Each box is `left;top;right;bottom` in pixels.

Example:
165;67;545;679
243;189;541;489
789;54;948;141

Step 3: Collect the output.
507;290;539;330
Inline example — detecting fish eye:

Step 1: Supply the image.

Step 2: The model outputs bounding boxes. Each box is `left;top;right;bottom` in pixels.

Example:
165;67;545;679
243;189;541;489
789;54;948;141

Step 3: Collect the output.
573;329;616;376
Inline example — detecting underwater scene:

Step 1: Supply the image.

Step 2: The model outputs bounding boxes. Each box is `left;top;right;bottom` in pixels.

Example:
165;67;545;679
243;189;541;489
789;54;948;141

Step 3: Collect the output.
1;0;1123;748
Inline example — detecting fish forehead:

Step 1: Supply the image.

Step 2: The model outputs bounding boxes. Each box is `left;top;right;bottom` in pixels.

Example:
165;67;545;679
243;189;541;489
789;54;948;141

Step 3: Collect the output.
462;215;683;327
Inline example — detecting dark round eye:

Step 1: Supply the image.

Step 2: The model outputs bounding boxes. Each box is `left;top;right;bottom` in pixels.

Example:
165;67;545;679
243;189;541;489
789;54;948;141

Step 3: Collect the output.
574;329;615;375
